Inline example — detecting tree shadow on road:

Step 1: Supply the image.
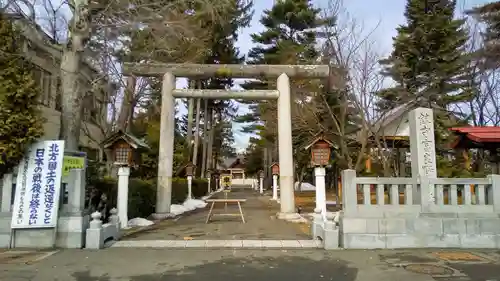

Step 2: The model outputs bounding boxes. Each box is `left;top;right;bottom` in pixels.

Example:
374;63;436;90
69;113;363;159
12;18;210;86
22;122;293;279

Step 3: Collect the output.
72;255;358;281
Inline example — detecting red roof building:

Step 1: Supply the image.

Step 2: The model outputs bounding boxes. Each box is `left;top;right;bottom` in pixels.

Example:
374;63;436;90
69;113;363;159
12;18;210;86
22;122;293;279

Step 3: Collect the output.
450;127;500;149
450;127;500;174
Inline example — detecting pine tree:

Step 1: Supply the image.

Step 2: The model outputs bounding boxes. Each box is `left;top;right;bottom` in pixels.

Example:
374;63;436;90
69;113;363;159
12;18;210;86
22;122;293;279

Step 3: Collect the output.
186;0;252;163
468;1;500;67
0;14;44;177
376;0;474;176
235;0;326;161
377;0;473;111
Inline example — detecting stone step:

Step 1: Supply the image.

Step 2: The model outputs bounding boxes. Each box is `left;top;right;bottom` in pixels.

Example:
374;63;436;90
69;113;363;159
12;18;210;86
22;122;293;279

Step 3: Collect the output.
111;239;323;249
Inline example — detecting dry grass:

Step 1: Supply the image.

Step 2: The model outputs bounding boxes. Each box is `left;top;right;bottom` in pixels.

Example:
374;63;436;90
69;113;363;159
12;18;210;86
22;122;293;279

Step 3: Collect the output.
295;190;340;213
295;190;471;212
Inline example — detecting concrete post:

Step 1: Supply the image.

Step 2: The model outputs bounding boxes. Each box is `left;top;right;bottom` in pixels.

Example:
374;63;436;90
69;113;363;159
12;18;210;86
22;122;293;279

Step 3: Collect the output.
154;72;176;218
323;220;339;250
109;208;121;239
341;169;357;216
1;173;13;212
272;175;278;200
409;107;437;203
117;166;130;228
207;176;211;194
187;175;193;200
85;211;104;250
277;73;296;217
65;169;85;214
311;208;324;239
488;174;500;213
314;167;327;218
259;176;264;194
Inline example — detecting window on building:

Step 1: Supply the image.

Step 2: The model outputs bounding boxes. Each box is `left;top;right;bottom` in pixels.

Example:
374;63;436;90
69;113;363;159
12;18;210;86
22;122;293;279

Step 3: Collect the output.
55;78;62;111
82;93;95;123
232;172;243;179
31;65;52;107
78;146;100;161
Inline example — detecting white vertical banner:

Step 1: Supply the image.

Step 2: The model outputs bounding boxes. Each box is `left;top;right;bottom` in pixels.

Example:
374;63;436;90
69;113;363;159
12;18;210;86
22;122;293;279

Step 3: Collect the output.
11;140;65;228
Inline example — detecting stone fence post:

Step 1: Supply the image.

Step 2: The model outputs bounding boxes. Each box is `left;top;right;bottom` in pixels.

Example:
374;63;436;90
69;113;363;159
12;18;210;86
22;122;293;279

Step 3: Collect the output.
310;208;339;250
85;211;104;249
488;174;500;213
341;170;357;216
323;219;339;250
311;208;324;239
109;208;120;232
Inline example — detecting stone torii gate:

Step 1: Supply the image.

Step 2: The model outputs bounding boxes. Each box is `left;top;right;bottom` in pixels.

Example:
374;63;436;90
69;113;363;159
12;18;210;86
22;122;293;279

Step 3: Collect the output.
123;63;331;221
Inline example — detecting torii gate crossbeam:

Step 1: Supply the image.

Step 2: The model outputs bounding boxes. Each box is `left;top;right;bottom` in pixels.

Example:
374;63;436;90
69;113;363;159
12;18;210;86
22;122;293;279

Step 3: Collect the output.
123;63;333;221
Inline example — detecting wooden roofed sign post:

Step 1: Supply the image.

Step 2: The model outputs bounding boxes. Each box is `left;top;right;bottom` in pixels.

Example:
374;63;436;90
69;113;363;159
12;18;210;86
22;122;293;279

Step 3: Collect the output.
304;133;335;219
123;63;333;221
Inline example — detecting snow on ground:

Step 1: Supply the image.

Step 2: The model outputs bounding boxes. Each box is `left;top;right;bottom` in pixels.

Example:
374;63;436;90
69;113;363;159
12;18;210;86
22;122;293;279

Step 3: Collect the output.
128;217;155;227
127;188;223;227
294;182;316;191
201;187;224;200
170;199;208;215
303;211;340;222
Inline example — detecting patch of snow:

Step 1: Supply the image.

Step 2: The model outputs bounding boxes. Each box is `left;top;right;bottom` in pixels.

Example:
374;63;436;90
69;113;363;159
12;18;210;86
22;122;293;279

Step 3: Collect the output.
332;211;340;223
170;199;208;216
128;217;154;227
294;182;316;191
304;211;339;221
201;187;224;200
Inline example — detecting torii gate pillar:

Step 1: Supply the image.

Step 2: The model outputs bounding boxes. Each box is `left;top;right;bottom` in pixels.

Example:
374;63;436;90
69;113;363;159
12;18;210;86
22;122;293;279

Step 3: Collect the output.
122;63;334;221
276;74;297;218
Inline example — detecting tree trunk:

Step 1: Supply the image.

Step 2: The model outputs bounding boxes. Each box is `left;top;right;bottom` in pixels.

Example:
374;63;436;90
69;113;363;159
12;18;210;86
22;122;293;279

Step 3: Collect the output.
186;98;194;160
60;2;89;151
117;76;136;131
206;108;215;171
60;50;82;151
200;99;209;178
263;145;268;177
192;98;201;176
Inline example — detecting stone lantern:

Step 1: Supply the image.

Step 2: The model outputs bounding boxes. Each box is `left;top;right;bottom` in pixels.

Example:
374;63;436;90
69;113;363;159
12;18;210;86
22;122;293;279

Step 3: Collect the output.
270;163;280;201
304;133;335;218
102;130;150;228
271;163;280;175
103;130;149;168
310;140;332;167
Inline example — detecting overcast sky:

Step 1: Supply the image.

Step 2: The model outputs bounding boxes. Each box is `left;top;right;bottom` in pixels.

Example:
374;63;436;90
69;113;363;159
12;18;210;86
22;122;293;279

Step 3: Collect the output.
180;0;490;152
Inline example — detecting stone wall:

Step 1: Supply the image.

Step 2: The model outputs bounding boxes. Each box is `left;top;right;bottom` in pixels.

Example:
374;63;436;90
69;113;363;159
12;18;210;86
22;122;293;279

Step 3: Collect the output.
340;170;500;249
0;213;90;248
0;169;89;249
341;216;500;249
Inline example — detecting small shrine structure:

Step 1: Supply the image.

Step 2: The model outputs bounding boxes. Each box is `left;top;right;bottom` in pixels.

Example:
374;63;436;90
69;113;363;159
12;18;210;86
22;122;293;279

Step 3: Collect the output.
450;127;500;174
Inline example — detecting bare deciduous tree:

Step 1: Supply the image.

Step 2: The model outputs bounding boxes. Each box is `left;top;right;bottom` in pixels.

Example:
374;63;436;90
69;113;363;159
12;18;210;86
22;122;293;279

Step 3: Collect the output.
292;0;390;173
4;0;233;150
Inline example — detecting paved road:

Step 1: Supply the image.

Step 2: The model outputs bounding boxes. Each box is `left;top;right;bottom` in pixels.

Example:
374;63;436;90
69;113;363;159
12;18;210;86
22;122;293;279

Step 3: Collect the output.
1;248;500;281
124;187;310;240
